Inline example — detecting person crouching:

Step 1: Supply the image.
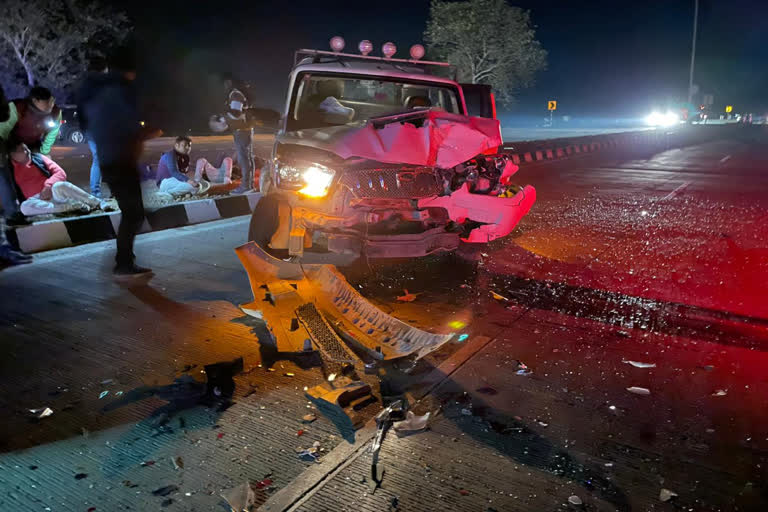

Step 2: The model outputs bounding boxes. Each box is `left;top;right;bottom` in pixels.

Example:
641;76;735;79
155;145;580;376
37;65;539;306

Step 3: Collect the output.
155;136;233;197
10;142;107;216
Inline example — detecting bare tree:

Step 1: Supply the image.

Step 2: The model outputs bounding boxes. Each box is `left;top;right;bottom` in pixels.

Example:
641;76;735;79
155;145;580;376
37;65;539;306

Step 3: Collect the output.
425;0;547;105
0;0;129;96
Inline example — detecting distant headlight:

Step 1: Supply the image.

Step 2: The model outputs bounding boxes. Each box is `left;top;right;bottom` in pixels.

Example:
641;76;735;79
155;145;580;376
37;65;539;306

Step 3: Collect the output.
277;162;336;198
645;111;678;127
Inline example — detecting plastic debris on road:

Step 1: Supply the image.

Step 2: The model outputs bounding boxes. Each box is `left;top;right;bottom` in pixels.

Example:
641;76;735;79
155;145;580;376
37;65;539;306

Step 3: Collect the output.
712;389;728;396
152;485;179;497
393;411;430;434
29;407;54;419
297;448;320;462
659;488;678;502
622;360;656;368
98;390;109;399
626;386;651;395
515;361;532;376
457;333;469;342
172;456;184;470
221;482;255;512
461;408;473;416
568;495;583;505
490;291;509;301
396;289;420;302
254;478;273;489
302;413;317;423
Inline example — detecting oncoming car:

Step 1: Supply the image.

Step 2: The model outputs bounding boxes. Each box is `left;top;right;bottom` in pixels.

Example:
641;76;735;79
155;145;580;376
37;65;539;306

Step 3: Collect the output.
249;39;536;262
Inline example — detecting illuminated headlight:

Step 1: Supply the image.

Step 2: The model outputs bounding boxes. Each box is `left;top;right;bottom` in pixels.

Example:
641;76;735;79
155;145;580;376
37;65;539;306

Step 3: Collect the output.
645;111;679;127
277;163;335;198
46;119;56;128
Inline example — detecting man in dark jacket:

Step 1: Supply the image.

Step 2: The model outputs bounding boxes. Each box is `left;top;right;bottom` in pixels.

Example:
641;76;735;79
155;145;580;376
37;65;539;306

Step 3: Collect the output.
77;55;109;197
80;47;150;277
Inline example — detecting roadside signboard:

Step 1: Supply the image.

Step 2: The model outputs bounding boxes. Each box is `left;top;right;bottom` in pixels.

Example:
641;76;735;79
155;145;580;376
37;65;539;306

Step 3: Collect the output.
548;100;557;111
725;105;733;113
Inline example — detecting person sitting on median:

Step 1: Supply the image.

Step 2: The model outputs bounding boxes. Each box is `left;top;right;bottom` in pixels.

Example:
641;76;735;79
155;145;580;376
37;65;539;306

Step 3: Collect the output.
155;136;233;197
9;142;107;216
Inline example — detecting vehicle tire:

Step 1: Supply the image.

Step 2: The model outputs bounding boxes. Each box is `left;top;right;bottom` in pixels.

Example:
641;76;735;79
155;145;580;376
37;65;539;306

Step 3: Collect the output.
248;194;281;249
68;129;85;145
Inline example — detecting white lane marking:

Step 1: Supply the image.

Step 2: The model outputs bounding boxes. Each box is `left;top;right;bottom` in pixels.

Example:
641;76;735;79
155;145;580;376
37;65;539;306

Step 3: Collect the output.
660;181;691;201
719;154;732;163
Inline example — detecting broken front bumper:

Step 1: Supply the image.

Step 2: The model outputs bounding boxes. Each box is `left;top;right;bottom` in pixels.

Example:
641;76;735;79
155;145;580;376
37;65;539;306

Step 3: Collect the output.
273;204;460;258
234;241;456;360
418;183;537;243
274;181;535;257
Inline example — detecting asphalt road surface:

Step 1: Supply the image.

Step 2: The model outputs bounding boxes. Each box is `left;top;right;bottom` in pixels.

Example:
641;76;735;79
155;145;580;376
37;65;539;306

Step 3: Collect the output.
3;126;767;511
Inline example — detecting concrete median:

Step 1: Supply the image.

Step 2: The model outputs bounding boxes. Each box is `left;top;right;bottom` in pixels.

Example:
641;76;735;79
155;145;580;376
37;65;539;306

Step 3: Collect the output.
8;192;261;254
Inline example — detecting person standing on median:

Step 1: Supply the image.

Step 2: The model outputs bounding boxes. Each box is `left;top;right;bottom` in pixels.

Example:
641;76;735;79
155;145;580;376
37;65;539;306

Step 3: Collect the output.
11;87;62;156
80;46;152;277
0;84;27;228
0;85;33;266
76;55;110;198
221;74;255;194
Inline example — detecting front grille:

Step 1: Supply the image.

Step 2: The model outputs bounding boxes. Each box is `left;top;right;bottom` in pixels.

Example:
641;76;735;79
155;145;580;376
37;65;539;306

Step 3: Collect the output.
339;168;442;199
296;302;358;364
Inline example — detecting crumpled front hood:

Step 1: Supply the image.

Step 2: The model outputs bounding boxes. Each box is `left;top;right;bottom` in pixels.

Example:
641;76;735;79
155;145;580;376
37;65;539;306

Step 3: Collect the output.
278;110;502;169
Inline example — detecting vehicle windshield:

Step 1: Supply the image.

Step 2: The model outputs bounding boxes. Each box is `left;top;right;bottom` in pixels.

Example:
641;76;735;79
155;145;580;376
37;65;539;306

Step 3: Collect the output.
287;73;461;131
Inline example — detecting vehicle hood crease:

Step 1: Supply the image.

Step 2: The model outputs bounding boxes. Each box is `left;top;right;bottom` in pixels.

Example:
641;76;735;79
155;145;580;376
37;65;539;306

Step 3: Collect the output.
280;110;502;169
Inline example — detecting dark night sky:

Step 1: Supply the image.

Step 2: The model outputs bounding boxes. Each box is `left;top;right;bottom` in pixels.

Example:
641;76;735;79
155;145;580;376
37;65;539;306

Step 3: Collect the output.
121;0;768;129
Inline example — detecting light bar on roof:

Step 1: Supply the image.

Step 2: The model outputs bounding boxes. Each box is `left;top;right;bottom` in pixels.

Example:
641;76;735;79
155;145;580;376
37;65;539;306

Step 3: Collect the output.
358;40;373;56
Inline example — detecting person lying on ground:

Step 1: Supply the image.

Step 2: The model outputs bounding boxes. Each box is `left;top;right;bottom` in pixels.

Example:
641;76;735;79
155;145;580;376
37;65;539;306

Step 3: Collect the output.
155;136;233;196
9;142;109;216
12;86;61;156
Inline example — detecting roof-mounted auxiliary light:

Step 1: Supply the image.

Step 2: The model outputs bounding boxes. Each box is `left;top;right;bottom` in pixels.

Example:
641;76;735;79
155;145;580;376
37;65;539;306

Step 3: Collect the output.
358;39;373;56
409;44;425;60
330;36;345;53
382;42;397;59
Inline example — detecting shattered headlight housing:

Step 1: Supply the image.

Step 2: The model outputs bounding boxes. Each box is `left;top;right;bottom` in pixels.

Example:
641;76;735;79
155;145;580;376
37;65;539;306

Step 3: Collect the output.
277;162;336;198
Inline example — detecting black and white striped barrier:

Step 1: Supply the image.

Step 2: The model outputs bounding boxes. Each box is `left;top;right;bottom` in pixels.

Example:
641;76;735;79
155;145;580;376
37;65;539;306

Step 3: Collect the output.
8;193;261;254
503;138;622;164
500;127;728;164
